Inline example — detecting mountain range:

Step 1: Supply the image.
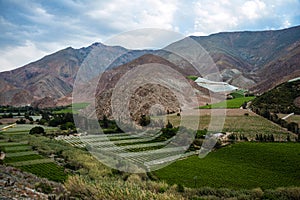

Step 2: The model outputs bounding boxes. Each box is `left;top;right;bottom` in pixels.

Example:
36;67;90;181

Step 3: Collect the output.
0;25;300;107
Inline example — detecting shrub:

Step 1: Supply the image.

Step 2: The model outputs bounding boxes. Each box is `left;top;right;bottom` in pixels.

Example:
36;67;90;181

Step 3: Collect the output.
139;114;150;126
177;183;185;193
35;182;53;194
16;118;26;124
29;126;45;135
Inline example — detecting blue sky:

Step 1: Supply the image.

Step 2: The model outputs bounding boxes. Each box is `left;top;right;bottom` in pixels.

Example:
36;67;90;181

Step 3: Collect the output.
0;0;300;72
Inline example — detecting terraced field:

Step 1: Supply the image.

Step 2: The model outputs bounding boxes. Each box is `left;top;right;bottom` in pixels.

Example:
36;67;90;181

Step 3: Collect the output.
0;125;67;182
1;124;57;135
56;131;194;171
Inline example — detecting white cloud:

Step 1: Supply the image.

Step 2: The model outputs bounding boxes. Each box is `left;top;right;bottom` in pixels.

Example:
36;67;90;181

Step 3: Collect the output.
192;0;300;35
282;19;292;28
105;28;184;49
0;0;300;71
194;1;240;34
0;41;48;71
86;0;179;31
242;0;266;20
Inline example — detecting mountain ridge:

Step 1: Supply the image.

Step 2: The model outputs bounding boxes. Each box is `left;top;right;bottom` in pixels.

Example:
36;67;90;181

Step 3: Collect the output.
0;25;300;106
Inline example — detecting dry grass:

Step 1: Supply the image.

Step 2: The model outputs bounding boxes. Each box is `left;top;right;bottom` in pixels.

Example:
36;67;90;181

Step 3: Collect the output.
167;109;292;140
278;114;300;126
64;175;184;200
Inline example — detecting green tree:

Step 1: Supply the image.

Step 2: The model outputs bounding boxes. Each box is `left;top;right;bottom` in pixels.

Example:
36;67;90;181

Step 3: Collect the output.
139;114;150;126
16;118;26;124
166;120;173;129
287;122;298;133
102;115;109;128
270;134;275;142
286;134;291;142
255;134;259;141
29;126;45;135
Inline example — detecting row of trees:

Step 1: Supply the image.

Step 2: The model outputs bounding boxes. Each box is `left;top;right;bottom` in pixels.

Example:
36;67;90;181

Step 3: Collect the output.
228;134;248;141
255;134;275;142
0;105;68;114
252;108;299;135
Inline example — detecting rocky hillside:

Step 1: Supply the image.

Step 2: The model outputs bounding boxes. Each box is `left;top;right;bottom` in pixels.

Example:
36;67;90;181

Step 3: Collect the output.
169;25;300;91
0;25;300;107
0;165;66;199
95;54;208;120
0;43;131;106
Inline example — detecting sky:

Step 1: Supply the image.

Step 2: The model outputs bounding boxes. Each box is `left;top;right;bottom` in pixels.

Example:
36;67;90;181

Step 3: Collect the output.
0;0;300;72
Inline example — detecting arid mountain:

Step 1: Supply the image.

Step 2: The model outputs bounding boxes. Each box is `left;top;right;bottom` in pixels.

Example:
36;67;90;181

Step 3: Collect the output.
95;54;209;120
0;43;135;106
0;25;300;107
168;25;300;91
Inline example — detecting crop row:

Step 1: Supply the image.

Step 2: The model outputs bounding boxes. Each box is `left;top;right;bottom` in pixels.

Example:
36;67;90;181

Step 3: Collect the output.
4;154;44;163
5;151;39;157
10;158;53;166
4;145;32;153
0;142;27;147
20;162;67;182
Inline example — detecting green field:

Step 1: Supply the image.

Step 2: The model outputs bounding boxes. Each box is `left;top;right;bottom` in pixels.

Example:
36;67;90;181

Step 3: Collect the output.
20;163;67;182
3;145;32;153
1;124;58;133
200;96;255;109
230;90;247;98
54;102;90;114
187;75;198;81
0;127;68;182
154;142;300;189
4;154;44;163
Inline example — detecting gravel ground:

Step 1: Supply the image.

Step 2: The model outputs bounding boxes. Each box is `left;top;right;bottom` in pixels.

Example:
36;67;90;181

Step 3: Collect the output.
0;165;67;200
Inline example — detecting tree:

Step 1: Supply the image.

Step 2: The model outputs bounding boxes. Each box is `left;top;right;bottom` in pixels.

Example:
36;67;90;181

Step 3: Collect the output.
41;112;50;121
139;114;150;126
229;134;236;141
16;118;26;124
261;108;270;119
29;126;45;135
8;112;13;118
263;134;267;142
270;134;275;142
255;134;259;141
166;120;173;129
287;122;298;133
286;134;291;142
61;122;75;131
38;119;47;125
102;115;109;128
242;101;247;109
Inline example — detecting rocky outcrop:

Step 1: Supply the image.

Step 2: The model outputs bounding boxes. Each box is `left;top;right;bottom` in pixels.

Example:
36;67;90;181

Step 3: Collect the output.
0;165;66;199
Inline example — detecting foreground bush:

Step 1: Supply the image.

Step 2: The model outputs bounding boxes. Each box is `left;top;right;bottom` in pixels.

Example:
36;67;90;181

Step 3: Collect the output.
64;175;183;200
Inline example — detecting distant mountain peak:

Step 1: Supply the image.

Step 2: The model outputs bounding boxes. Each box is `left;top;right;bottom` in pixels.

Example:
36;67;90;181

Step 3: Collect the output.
1;25;300;106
